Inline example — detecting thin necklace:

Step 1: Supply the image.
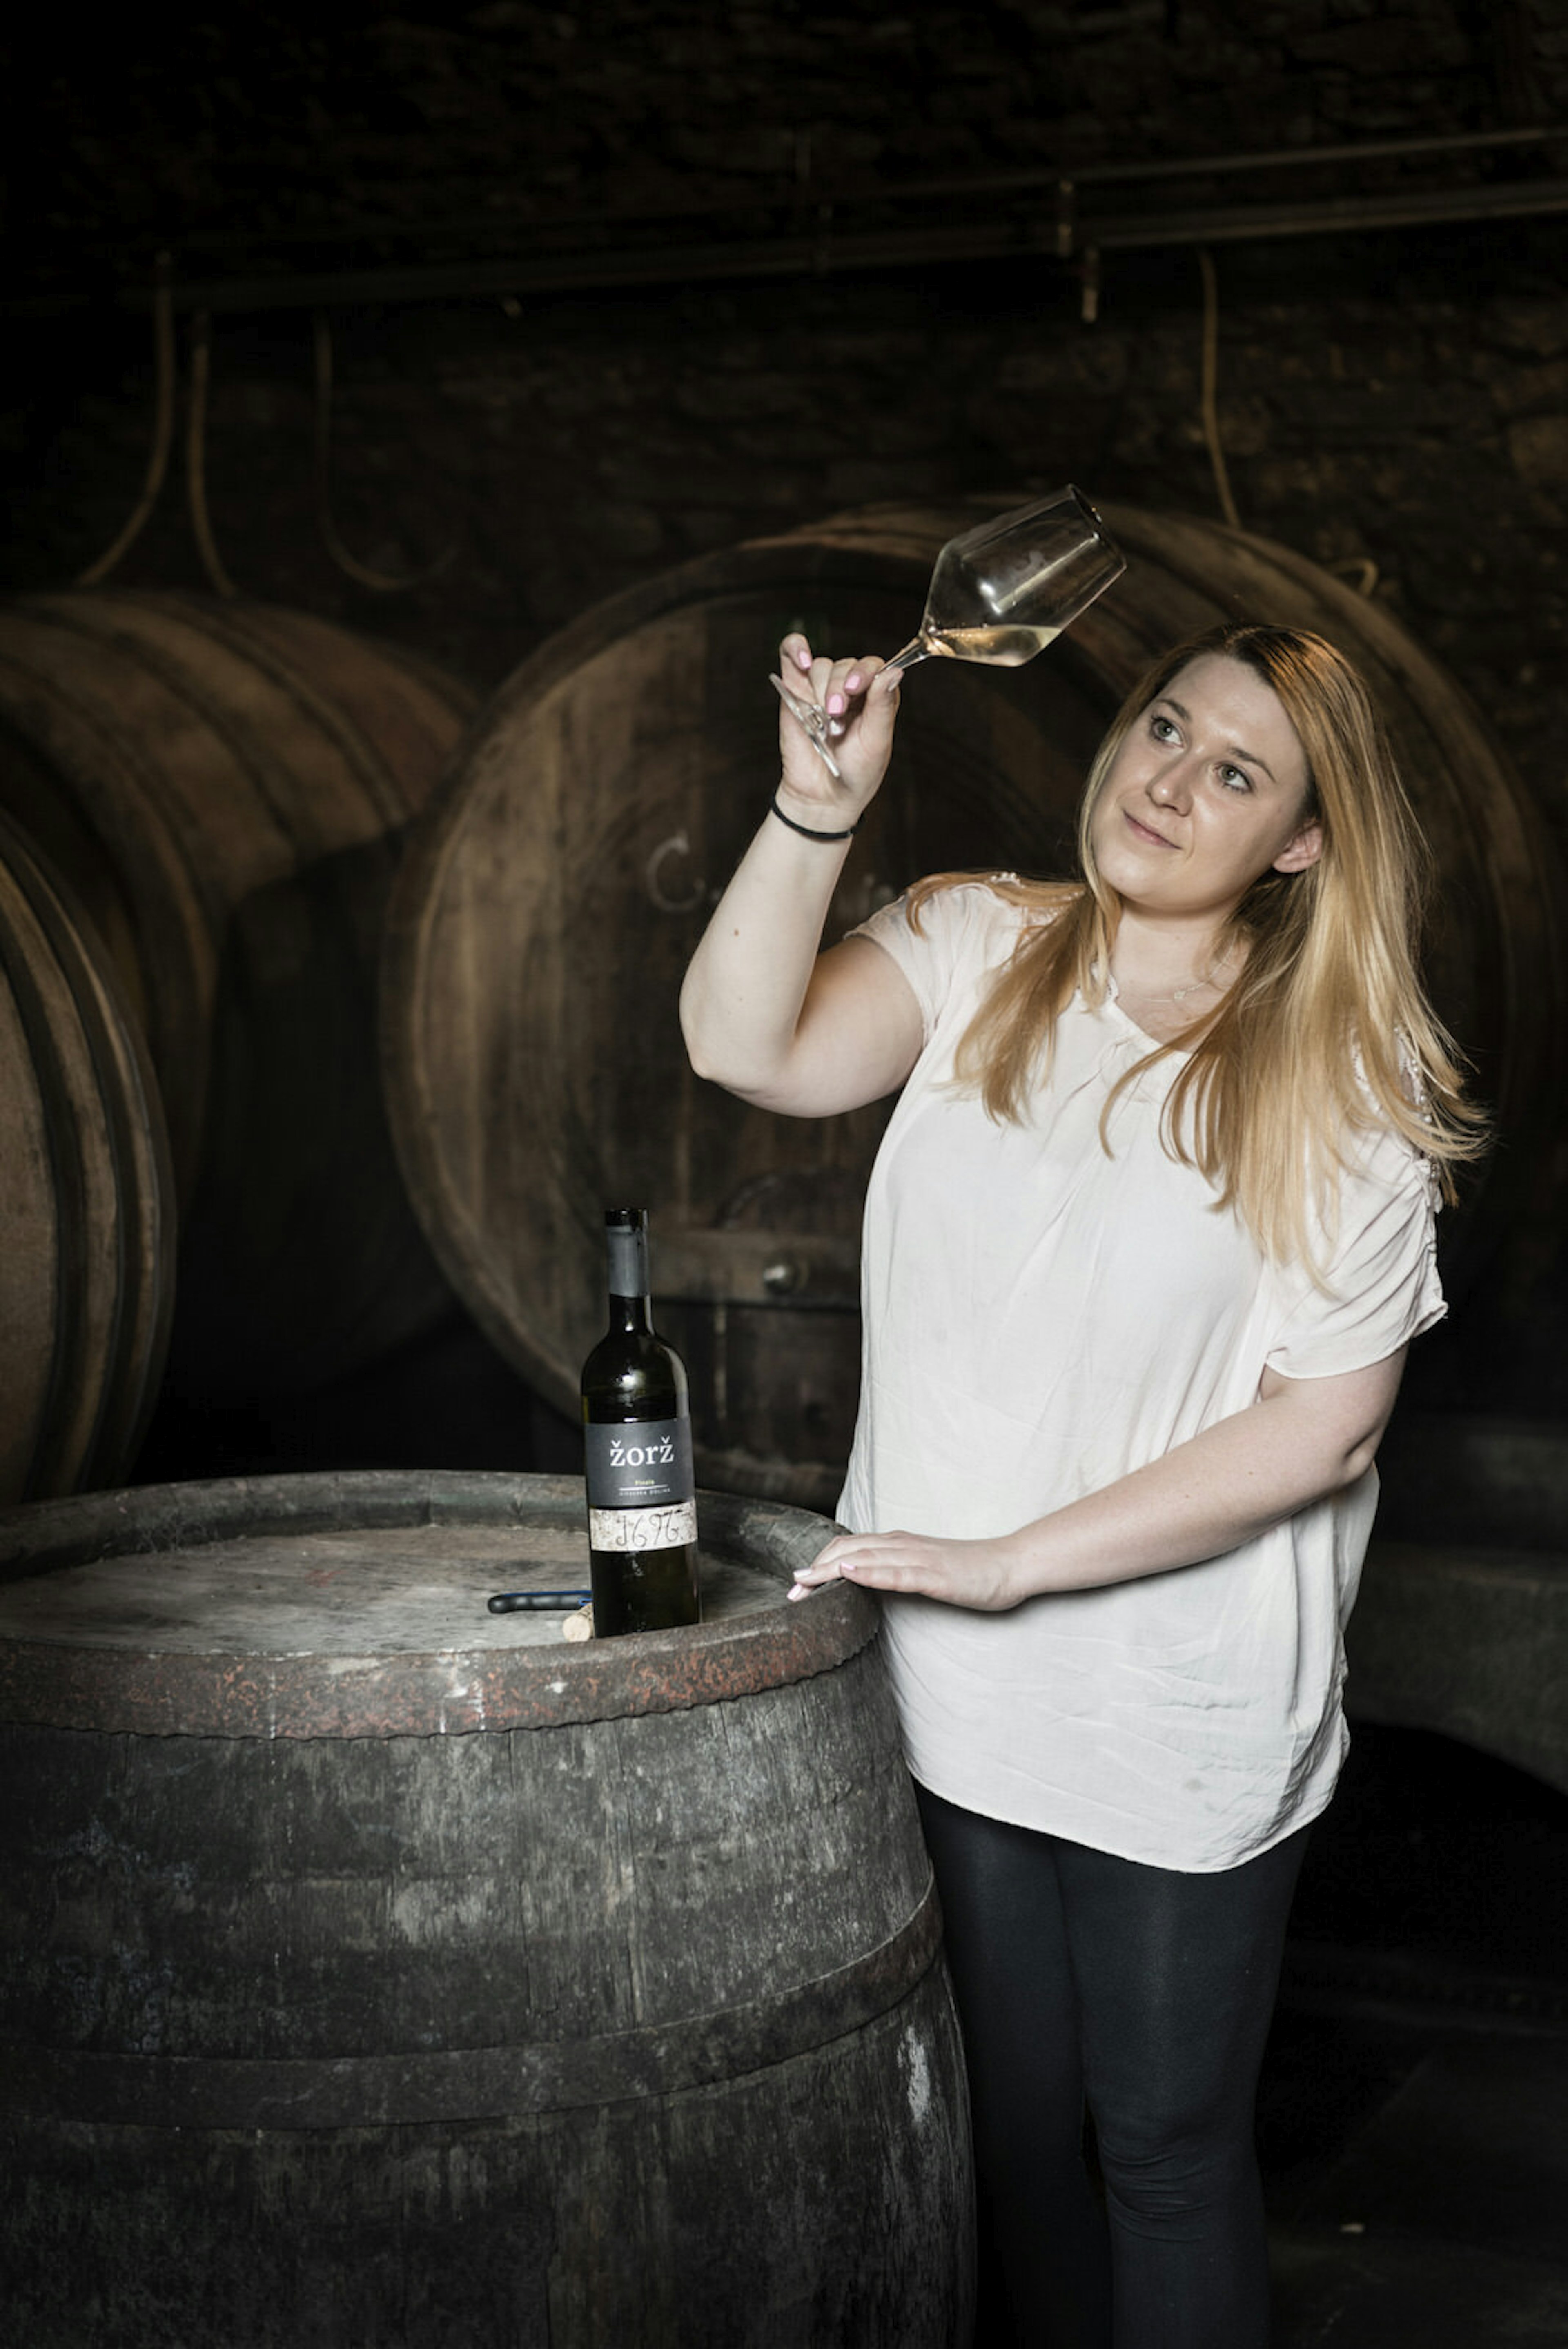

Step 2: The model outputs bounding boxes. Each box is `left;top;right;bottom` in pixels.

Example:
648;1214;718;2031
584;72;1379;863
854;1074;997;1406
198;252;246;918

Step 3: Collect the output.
1134;951;1237;1005
1167;969;1224;1003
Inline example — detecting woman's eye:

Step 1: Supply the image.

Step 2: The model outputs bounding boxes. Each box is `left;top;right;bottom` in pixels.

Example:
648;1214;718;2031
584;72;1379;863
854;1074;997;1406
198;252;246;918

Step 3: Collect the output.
1218;764;1252;793
1150;714;1178;742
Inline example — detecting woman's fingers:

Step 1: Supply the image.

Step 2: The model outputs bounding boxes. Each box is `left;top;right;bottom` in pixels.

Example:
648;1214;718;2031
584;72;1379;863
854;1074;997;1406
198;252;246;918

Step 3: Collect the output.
822;654;894;726
820;655;870;729
775;683;856;802
775;637;900;802
777;640;896;733
788;1527;1020;1610
788;1530;931;1597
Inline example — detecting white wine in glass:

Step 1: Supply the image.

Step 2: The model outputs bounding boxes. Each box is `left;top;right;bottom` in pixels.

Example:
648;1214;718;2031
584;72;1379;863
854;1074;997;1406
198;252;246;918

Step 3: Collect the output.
773;484;1125;775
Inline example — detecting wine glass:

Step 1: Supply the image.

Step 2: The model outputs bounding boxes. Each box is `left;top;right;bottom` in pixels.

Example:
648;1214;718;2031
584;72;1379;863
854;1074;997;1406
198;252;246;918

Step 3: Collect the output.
771;485;1125;777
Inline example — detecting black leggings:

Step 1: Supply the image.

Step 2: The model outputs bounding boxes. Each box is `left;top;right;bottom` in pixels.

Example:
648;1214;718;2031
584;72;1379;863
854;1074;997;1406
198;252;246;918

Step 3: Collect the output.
915;1785;1309;2349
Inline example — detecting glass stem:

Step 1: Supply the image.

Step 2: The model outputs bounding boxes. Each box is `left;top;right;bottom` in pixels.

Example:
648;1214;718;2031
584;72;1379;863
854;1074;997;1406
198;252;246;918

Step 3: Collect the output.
883;636;929;674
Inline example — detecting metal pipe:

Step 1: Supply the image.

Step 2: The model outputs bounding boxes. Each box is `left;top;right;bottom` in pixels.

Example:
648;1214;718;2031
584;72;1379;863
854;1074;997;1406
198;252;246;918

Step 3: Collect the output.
1089;173;1568;248
972;122;1566;189
9;160;1567;319
105;120;1568;256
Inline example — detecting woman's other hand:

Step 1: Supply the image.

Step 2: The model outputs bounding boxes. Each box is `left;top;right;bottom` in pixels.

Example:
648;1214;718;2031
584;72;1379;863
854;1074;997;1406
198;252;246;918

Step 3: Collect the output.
775;633;901;829
789;1526;1028;1611
788;1355;1411;1614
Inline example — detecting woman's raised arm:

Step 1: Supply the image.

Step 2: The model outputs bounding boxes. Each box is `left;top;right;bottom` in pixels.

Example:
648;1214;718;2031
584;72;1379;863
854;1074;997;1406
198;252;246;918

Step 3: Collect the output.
679;636;923;1118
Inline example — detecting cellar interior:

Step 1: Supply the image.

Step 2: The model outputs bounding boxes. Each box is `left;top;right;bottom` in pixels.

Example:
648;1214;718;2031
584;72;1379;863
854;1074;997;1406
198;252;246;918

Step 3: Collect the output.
2;5;1566;2344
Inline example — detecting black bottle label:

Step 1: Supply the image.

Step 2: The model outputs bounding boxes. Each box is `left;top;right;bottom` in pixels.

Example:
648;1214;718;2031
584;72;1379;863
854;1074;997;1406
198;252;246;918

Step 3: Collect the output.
584;1417;695;1536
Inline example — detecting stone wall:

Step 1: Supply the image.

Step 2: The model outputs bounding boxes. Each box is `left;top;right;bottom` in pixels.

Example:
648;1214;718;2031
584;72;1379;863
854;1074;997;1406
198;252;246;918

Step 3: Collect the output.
5;0;1567;1432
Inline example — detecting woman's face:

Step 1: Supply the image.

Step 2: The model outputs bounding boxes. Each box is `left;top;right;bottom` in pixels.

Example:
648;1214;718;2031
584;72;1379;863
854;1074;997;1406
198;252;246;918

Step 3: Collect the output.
1089;653;1322;928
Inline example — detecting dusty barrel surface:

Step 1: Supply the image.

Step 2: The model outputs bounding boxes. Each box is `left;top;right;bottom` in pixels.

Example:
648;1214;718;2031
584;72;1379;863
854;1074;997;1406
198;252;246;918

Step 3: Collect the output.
381;500;1564;1510
0;592;475;1399
0;808;173;1504
0;1470;973;2349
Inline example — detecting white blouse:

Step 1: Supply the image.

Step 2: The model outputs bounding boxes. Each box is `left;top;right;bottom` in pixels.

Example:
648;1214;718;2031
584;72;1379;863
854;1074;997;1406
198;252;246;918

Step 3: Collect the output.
838;882;1445;1871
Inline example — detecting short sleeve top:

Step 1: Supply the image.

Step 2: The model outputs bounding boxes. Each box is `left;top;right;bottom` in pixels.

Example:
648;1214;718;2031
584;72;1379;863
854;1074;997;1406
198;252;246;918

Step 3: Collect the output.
838;881;1445;1871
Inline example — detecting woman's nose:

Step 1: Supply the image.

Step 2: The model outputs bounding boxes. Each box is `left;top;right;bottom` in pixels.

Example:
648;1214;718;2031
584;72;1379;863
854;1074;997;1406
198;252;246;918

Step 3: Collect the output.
1149;765;1189;810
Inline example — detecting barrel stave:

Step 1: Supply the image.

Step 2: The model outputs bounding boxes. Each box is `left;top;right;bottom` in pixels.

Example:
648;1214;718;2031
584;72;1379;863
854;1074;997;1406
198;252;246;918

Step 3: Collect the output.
0;1641;922;2064
0;811;173;1505
0;1472;973;2347
0;592;475;1408
4;1971;971;2349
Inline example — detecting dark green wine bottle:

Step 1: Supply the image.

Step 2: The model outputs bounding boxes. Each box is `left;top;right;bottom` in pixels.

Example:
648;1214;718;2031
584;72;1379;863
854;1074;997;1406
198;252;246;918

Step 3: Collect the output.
580;1207;701;1637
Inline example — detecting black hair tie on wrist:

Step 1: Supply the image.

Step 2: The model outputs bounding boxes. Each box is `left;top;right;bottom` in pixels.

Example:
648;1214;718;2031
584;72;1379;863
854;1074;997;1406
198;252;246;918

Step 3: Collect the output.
770;793;859;842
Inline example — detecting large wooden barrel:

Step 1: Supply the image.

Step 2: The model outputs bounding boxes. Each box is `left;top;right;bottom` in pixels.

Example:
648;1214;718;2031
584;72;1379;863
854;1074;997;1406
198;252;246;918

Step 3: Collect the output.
0;1470;973;2349
0;809;173;1504
1348;1533;1568;1795
1345;1416;1568;1795
381;500;1563;1510
0;593;476;1402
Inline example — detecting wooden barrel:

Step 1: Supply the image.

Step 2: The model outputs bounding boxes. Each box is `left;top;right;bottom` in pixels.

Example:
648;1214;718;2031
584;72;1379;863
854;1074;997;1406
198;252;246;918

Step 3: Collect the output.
0;1470;973;2349
0;592;476;1401
0;809;173;1505
1348;1533;1568;1796
1343;1415;1568;1795
382;499;1563;1509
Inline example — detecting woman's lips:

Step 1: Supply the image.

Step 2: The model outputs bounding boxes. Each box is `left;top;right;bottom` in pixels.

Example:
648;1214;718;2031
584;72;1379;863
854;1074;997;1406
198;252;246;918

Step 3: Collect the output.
1123;809;1176;848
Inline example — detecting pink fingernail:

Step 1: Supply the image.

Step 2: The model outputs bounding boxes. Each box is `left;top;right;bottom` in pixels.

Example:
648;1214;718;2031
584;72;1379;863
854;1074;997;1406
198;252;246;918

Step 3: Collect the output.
845;673;862;694
826;692;846;716
796;648;811;669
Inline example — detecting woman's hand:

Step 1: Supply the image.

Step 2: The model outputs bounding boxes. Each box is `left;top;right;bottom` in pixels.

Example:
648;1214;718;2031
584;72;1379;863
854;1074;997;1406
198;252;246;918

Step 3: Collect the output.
788;1525;1029;1611
678;621;921;1115
774;633;901;830
788;1356;1412;1615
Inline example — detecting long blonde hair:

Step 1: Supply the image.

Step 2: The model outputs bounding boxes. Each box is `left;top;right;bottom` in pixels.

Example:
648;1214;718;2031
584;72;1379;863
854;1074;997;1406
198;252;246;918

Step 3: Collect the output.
909;622;1488;1264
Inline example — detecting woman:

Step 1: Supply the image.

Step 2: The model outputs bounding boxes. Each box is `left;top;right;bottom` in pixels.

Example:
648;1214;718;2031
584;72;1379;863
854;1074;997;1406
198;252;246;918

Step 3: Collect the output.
679;620;1483;2348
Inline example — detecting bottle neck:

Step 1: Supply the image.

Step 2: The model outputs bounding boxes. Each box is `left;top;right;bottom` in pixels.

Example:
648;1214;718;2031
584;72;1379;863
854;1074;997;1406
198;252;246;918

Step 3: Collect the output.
605;1220;653;1330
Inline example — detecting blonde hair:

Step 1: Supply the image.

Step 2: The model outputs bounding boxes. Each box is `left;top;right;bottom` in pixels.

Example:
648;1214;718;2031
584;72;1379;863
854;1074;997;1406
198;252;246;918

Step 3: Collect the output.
909;623;1487;1265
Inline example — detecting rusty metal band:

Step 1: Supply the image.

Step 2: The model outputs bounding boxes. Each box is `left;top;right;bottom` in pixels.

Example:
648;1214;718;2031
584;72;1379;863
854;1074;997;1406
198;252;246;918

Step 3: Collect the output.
1;1878;942;2132
0;1588;875;1738
0;1472;873;1738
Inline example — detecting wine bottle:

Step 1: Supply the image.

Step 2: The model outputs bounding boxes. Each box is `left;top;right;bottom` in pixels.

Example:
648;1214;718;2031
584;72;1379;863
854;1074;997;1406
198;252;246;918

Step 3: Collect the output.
580;1207;701;1637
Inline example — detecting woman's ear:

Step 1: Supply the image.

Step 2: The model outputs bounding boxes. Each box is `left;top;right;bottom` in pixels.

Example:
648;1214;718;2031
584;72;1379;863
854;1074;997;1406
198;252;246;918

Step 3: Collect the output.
1272;818;1323;875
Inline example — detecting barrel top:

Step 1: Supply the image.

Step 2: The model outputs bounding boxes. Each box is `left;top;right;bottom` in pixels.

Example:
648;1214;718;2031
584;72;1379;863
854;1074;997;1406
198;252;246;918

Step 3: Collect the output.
0;1470;866;1739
